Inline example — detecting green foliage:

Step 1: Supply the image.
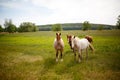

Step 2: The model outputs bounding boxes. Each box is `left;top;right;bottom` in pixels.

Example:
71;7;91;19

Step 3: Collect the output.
4;19;17;33
38;23;115;31
0;25;3;32
18;22;38;32
82;21;91;31
116;15;120;29
6;24;17;33
52;24;62;31
97;25;104;30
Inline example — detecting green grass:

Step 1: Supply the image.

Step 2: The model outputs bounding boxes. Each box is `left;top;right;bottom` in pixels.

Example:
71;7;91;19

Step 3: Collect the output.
0;30;120;80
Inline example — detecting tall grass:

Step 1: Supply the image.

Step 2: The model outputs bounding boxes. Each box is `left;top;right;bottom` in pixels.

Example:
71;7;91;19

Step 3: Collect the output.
0;30;120;80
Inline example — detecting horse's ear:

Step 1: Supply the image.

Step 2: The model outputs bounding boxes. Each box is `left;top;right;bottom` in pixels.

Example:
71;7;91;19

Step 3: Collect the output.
56;33;58;35
59;33;61;35
74;36;76;38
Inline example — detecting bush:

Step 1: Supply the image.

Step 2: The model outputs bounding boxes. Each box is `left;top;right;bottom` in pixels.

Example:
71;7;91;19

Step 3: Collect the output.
18;22;38;32
7;24;17;33
82;21;91;31
0;25;3;32
97;25;104;30
52;24;62;31
4;19;17;33
116;15;120;29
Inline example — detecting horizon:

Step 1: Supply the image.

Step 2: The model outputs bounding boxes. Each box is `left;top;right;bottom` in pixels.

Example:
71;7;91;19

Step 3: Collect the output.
0;0;120;27
37;22;115;26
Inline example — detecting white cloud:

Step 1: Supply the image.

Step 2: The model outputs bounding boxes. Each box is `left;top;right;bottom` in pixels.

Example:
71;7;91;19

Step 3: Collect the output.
0;0;120;26
29;0;120;25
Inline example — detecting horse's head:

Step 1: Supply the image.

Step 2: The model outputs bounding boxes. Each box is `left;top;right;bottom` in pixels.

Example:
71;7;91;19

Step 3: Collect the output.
67;35;75;49
67;35;72;49
56;32;61;41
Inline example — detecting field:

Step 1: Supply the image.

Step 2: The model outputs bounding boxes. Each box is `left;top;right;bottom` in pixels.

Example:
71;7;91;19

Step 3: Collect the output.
0;30;120;80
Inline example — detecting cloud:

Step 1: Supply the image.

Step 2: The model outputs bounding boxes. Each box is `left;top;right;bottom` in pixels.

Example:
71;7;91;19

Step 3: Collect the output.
0;0;120;26
29;0;120;25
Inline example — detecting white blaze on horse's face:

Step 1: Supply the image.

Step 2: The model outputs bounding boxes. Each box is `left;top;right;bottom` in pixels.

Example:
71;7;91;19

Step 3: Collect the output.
56;33;61;41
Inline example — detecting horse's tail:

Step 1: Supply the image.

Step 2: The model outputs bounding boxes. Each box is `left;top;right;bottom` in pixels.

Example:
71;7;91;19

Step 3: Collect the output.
89;43;95;53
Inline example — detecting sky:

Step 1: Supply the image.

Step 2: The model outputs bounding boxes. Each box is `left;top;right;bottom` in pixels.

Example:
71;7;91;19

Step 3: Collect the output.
0;0;120;27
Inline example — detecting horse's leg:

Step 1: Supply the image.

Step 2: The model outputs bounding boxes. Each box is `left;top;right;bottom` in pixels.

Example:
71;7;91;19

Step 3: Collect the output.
60;49;63;62
73;49;76;61
86;47;88;60
56;50;59;62
81;50;83;60
78;49;82;63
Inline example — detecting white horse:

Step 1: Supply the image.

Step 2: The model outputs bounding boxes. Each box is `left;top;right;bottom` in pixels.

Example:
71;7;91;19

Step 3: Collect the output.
54;33;64;62
71;36;94;62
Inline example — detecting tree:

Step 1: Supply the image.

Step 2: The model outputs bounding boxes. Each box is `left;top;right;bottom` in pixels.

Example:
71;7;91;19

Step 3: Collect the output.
97;25;104;30
82;21;91;31
4;19;17;33
0;25;3;32
52;24;62;31
116;15;120;29
18;22;38;32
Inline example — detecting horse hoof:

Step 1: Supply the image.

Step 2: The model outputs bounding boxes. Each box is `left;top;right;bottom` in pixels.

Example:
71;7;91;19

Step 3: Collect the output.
78;60;81;63
60;59;63;62
56;59;58;62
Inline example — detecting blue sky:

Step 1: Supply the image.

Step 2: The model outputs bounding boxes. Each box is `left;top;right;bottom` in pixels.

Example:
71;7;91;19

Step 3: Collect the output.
0;0;120;27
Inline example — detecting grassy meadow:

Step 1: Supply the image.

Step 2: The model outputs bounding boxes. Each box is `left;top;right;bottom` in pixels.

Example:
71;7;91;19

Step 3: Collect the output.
0;30;120;80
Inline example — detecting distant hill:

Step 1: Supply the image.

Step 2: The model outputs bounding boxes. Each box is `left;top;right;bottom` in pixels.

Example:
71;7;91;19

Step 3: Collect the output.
37;23;116;31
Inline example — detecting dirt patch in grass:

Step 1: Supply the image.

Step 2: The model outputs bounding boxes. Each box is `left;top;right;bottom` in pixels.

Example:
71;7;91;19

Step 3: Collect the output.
13;53;43;63
19;55;43;62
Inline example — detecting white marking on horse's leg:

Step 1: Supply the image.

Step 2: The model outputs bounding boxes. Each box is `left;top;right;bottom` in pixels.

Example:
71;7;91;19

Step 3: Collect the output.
60;50;63;62
56;58;58;62
60;59;63;62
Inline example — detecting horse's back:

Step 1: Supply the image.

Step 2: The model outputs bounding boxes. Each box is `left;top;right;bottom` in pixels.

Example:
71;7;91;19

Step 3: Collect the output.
78;38;89;49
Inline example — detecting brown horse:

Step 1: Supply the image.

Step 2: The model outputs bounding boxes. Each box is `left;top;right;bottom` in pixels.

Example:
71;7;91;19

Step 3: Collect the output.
85;35;93;43
54;33;64;62
67;35;72;49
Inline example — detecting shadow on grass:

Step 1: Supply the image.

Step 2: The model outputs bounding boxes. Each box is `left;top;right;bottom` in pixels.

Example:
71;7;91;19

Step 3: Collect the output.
41;54;79;75
43;57;56;69
38;57;56;78
65;50;73;55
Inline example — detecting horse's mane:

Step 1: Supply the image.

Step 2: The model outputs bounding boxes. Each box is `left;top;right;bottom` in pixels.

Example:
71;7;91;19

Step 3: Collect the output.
75;37;80;40
72;36;81;41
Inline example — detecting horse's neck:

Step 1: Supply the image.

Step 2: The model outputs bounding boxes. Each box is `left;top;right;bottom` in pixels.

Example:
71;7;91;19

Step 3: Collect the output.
75;37;80;40
55;38;63;44
74;37;83;46
56;38;62;41
74;37;80;42
72;37;77;45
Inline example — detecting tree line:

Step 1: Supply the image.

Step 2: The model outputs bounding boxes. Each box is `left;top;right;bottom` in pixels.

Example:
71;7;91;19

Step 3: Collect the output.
43;15;120;31
0;20;105;32
0;15;120;33
0;19;38;33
